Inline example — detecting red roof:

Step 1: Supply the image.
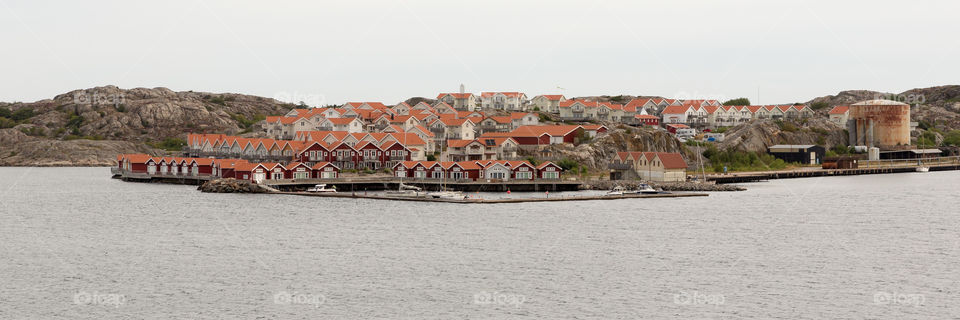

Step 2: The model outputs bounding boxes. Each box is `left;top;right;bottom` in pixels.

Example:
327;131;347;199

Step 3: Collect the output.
437;93;475;99
539;94;565;101
616;152;687;169
829;105;849;114
311;162;338;170
661;105;692;115
328;118;358;125
481;92;524;98
446;139;477;148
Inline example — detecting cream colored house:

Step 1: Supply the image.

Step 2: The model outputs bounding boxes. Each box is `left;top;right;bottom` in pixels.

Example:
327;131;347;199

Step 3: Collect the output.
436;93;478;111
480;92;528;111
828;105;850;125
530;95;566;113
614;152;688;182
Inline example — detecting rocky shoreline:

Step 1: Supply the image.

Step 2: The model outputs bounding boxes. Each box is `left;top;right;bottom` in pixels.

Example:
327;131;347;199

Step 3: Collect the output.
197;178;272;193
581;180;746;192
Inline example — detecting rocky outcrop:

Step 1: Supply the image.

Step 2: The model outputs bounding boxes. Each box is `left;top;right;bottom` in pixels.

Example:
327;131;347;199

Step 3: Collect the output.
197;178;271;193
717;118;847;153
1;85;295;166
0;128;155;166
533;127;689;169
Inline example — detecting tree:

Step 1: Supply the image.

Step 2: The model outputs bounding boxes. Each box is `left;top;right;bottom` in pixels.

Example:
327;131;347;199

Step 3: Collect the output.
810;102;830;110
943;130;960;147
722;98;750;106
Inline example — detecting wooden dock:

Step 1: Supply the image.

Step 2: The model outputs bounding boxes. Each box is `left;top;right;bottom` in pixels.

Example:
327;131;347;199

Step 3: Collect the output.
272;191;708;204
708;163;960;184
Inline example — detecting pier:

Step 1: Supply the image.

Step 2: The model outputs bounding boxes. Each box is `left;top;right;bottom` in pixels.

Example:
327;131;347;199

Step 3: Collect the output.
273;191;708;204
708;157;960;184
113;168;582;192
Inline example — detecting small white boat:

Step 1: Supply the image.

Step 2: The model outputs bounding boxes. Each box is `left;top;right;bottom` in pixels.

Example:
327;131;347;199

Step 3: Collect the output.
916;166;930;172
428;190;467;200
607;186;625;196
306;184;337;193
635;183;662;194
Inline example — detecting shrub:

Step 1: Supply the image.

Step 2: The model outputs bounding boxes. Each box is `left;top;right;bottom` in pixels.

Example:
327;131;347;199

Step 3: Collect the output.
810;102;830;110
426;154;436;161
0;107;10;118
722;98;750;106
148;137;187;151
207;95;227;106
66;113;84;129
706;149;788;172
0;117;15;129
525;156;539;166
19;126;45;136
943;130;960;146
115;104;126;112
556;158;580;171
11;108;34;121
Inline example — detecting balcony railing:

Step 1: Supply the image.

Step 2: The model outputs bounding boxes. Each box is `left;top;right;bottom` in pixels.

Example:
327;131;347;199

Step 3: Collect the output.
608;163;633;170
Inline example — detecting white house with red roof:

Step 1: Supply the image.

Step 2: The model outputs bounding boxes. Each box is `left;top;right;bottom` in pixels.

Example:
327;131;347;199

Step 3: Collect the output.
480;92;528;111
530;94;566;113
828;105;850;125
613;152;688;182
436;92;478;111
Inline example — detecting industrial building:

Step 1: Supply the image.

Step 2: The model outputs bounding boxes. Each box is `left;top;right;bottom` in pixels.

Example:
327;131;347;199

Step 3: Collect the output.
847;99;911;149
767;145;825;165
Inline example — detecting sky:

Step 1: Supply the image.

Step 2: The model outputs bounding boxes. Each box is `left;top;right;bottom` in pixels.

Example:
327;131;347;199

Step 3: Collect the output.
1;0;957;106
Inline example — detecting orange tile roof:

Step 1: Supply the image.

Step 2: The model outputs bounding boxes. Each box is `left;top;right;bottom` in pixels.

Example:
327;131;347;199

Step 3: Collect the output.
328;117;358;125
829;105;849;114
311;162;338;170
446;139;476;148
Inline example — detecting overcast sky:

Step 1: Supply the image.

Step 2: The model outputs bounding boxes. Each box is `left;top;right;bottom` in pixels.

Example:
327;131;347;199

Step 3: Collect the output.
1;0;957;105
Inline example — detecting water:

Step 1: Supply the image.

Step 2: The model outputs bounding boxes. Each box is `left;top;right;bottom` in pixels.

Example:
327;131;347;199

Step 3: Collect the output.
1;167;958;319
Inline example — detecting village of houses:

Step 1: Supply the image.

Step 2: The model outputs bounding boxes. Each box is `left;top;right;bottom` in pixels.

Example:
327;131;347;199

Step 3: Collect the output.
116;87;842;191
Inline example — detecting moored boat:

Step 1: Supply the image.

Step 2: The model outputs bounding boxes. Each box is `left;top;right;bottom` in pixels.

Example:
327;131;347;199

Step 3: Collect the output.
306;184;337;193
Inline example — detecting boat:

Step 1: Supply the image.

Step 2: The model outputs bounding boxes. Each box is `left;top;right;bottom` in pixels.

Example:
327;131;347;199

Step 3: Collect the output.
384;183;425;198
607;186;625;196
305;184;337;193
916;166;930;172
634;183;662;194
428;190;467;200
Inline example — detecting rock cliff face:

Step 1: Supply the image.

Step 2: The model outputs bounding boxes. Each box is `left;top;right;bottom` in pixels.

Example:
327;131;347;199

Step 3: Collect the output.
0;86;295;166
0;128;155;166
717;118;848;153
534;127;691;169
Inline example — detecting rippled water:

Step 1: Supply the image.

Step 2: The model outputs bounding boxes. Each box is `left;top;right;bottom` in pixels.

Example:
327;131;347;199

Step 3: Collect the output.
1;167;958;319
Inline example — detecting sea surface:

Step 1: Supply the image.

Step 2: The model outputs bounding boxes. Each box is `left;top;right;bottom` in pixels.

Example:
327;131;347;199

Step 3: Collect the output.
1;167;958;319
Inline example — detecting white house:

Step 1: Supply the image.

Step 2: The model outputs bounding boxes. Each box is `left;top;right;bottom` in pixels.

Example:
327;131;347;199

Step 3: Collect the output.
480;92;528;111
